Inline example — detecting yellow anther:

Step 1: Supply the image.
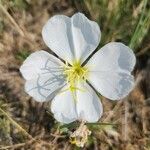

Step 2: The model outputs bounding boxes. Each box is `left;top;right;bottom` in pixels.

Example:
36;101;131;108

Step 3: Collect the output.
70;137;77;145
63;61;88;93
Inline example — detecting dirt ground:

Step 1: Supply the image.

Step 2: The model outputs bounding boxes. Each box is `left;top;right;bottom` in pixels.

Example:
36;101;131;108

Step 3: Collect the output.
0;0;150;149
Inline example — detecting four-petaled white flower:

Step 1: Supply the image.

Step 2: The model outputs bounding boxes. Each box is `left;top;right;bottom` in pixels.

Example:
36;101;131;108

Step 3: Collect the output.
20;13;136;124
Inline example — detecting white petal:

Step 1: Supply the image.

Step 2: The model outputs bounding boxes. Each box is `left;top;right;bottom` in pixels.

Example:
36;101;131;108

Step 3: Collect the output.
71;13;101;63
42;13;101;64
76;82;103;122
51;85;77;123
51;82;103;123
42;15;75;64
86;42;136;72
20;50;64;80
20;51;66;102
25;73;65;102
86;42;136;100
88;71;134;100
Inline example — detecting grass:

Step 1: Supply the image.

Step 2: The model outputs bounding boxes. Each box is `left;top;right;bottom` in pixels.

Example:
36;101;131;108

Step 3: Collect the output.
84;0;150;51
129;0;150;50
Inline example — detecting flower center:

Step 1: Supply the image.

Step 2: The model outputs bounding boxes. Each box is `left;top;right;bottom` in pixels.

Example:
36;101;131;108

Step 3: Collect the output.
64;61;88;92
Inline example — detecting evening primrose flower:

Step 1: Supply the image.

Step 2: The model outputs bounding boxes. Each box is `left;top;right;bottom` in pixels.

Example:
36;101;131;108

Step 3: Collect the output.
20;13;136;124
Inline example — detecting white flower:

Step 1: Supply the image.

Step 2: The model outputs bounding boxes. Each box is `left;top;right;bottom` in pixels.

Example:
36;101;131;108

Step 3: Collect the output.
20;13;136;124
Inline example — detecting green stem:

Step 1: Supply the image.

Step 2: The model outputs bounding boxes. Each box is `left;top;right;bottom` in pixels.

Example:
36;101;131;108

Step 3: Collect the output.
129;0;148;49
86;122;117;126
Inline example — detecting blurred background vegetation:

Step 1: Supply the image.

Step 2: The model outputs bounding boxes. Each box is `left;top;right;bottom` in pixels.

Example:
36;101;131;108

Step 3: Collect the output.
0;0;150;149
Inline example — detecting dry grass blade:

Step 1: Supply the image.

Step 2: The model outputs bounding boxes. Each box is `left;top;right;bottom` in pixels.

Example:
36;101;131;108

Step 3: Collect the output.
0;3;25;37
0;143;26;150
0;107;35;141
136;43;150;56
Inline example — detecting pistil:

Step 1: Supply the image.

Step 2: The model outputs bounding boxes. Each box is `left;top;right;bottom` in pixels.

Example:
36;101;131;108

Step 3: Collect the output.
63;61;88;92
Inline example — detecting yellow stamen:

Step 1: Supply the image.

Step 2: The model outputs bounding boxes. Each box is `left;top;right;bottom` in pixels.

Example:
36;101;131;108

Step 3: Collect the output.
63;61;88;94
